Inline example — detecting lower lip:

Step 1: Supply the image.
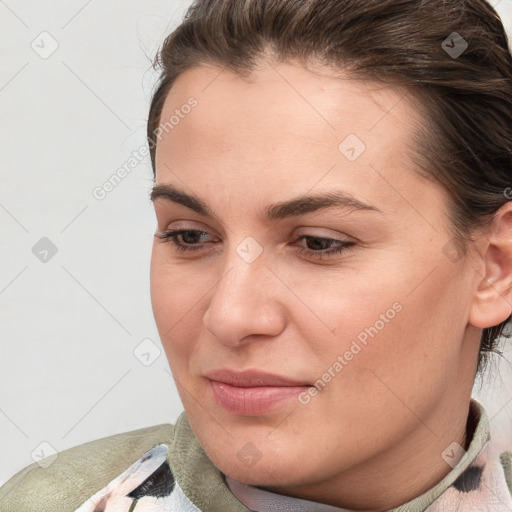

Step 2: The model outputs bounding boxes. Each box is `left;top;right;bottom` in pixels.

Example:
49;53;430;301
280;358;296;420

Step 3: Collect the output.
208;380;311;416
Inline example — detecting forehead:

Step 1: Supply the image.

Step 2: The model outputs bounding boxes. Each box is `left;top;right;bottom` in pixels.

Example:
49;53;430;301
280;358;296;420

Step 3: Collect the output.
154;60;445;223
160;60;416;141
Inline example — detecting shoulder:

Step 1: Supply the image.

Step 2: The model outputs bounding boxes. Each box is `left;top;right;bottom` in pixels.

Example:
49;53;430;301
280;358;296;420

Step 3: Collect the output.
0;422;175;512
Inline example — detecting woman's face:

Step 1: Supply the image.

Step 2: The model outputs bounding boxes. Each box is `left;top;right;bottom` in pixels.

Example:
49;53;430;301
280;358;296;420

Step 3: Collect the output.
150;60;481;492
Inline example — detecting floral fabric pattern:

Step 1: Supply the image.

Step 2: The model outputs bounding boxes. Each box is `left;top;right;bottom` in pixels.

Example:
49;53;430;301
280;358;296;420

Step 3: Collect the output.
74;444;199;512
73;440;512;512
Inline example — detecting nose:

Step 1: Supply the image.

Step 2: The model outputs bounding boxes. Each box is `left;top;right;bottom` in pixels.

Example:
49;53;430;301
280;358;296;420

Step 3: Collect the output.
202;247;287;347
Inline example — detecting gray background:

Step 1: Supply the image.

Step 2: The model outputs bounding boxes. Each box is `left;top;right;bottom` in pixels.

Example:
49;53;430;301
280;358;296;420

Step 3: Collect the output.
1;0;511;484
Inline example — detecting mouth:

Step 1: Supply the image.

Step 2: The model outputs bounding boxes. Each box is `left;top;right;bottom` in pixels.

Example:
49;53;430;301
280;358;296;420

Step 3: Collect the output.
204;368;311;387
204;368;314;416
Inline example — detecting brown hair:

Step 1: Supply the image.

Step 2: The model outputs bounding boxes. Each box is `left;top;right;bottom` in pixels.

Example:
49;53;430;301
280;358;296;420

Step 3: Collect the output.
147;0;512;375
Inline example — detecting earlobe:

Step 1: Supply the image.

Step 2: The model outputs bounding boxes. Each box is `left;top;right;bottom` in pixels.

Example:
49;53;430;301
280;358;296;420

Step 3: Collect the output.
468;204;512;330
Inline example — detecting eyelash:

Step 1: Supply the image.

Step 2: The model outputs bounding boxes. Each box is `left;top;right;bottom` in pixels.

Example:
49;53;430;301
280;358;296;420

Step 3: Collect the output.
154;229;356;259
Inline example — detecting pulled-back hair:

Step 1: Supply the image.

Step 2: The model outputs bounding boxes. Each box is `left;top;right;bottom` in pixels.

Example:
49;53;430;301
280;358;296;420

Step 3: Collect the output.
147;0;512;375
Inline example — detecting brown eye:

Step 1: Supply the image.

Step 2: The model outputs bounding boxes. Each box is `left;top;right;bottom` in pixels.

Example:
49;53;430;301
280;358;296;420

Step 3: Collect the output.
294;235;356;259
155;229;215;252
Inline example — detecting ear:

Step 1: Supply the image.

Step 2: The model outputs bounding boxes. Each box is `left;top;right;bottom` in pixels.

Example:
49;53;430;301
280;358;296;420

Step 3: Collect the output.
468;202;512;329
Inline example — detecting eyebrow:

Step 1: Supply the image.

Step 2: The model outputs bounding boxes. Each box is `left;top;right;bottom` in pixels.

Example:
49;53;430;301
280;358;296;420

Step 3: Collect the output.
150;183;382;221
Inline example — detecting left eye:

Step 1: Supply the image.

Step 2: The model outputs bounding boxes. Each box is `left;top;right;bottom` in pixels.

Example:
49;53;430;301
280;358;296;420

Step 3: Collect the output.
293;235;356;259
154;229;356;259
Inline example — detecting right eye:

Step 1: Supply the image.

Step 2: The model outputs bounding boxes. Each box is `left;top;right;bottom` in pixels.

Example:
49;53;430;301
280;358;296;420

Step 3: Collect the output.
154;229;217;252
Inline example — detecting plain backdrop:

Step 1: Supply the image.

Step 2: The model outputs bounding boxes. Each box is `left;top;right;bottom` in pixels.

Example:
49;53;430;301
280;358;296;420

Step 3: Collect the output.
1;0;511;485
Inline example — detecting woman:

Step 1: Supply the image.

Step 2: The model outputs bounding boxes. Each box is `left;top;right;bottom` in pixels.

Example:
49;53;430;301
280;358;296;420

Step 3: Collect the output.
1;0;511;510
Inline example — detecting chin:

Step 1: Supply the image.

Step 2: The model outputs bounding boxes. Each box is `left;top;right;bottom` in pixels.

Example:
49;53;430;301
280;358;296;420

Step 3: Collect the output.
203;436;327;488
219;457;302;487
185;402;335;484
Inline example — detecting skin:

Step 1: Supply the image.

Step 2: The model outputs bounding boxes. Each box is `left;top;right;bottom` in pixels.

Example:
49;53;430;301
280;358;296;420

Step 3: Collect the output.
149;58;512;510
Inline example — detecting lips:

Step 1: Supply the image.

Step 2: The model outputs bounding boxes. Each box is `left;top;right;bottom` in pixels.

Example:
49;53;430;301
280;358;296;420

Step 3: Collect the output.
204;368;313;416
204;368;311;387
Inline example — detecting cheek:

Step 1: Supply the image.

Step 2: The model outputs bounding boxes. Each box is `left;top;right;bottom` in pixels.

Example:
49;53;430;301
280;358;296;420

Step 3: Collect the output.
150;251;205;361
285;263;406;359
292;253;465;401
279;263;465;463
